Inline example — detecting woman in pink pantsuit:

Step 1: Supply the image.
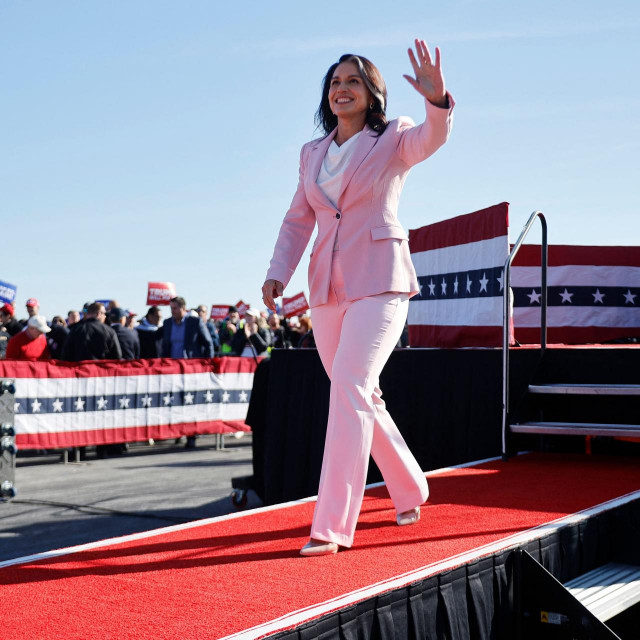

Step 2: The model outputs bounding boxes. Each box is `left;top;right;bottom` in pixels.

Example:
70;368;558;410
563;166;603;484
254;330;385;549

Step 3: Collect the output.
262;40;454;556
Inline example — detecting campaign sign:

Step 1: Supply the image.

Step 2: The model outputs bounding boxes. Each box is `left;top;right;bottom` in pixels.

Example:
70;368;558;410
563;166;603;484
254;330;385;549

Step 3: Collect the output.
235;300;249;315
147;282;177;305
0;280;17;305
210;305;230;321
282;292;309;318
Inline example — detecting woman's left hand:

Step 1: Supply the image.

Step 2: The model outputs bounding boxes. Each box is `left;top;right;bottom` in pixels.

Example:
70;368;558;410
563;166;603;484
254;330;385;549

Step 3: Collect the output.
403;39;447;108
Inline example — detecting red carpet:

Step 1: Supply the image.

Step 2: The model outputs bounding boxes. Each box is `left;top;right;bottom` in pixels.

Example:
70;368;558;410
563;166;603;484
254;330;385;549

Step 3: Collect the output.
1;453;639;639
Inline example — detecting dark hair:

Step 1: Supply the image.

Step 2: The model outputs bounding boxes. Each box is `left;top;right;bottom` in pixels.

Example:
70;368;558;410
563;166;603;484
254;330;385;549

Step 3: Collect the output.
315;54;388;136
170;296;187;309
146;306;161;318
86;302;105;316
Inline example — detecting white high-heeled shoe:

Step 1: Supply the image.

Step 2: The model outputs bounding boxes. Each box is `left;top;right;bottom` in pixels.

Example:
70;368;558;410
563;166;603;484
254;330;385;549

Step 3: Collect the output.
396;506;420;526
300;539;339;556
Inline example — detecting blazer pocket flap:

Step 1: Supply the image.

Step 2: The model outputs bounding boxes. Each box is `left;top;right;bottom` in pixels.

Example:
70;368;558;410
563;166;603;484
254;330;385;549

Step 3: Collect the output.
370;224;409;241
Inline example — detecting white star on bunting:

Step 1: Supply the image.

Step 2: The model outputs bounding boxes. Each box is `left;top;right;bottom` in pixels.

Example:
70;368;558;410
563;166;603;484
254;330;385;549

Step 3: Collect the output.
221;391;231;403
52;398;64;413
453;276;459;294
74;397;85;411
527;289;541;304
479;273;489;293
466;276;472;293
428;280;436;296
119;397;130;409
440;278;447;295
31;399;42;413
497;270;504;291
163;394;173;406
184;392;194;404
592;289;605;304
204;390;214;403
239;391;248;402
97;397;108;410
14;402;20;413
559;288;574;304
624;289;637;304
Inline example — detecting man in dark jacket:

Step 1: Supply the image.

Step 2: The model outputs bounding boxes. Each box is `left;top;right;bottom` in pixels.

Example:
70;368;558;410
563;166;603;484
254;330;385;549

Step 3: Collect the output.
109;307;140;360
161;296;213;449
161;297;213;359
61;302;122;361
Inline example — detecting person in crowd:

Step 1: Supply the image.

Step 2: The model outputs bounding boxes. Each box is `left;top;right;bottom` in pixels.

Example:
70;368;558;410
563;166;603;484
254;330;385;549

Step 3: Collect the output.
62;301;122;361
0;327;8;359
125;311;138;329
231;308;270;357
0;303;22;336
47;315;69;359
218;305;240;354
161;297;213;448
161;297;213;359
109;307;140;359
267;313;290;349
297;316;316;348
196;305;221;354
136;306;163;358
67;310;81;326
262;41;453;555
6;315;51;361
19;297;40;327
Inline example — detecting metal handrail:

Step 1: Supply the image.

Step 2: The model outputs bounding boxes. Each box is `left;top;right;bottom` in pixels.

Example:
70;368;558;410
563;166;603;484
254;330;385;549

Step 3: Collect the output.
502;211;548;458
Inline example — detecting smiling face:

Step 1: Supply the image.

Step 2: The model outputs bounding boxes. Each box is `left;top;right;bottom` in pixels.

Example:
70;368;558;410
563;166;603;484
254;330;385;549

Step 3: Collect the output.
328;61;372;120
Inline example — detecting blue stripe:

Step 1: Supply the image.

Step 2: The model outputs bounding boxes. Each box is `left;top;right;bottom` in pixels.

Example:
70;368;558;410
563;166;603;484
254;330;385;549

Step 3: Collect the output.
14;389;252;416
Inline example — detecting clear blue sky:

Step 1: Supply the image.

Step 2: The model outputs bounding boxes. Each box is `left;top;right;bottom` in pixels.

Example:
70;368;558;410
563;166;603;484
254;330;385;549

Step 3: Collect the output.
2;1;639;320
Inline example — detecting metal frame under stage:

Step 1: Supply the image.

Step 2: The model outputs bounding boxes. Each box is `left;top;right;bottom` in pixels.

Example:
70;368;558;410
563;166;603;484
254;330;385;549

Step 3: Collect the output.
0;378;17;500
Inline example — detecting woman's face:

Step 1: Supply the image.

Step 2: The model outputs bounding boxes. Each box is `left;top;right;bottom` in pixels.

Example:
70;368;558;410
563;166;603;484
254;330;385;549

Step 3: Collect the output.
329;61;372;120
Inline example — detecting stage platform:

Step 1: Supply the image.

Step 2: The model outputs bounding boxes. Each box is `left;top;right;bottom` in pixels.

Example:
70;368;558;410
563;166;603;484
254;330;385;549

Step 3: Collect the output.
1;452;639;639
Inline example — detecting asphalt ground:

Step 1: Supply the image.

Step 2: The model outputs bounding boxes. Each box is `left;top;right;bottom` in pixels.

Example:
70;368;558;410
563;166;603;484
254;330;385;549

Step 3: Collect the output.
0;434;262;563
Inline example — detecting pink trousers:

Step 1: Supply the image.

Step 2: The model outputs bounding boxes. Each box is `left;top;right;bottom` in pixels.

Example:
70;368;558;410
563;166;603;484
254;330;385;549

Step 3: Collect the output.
309;252;429;547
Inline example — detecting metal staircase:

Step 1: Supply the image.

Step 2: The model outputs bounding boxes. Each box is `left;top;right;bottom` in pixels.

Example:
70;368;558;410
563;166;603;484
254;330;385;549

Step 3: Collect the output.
501;212;640;458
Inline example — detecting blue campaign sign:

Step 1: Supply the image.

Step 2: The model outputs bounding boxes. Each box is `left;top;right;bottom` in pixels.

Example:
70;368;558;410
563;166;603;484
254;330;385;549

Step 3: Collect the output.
0;280;17;305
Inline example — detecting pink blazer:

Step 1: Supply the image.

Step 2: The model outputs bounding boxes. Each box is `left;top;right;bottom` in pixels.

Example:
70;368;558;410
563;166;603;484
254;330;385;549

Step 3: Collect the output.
266;95;455;308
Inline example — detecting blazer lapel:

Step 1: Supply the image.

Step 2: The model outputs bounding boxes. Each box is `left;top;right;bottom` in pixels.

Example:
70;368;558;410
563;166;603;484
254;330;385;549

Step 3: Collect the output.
307;128;337;208
336;125;378;204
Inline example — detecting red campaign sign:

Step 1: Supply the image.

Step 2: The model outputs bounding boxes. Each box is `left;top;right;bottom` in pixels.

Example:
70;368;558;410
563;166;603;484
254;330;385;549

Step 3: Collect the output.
210;305;230;320
282;292;309;318
235;300;249;315
146;281;176;306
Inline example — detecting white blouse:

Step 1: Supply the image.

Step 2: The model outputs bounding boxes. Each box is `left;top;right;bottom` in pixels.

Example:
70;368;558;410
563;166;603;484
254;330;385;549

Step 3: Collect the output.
316;131;362;207
316;131;362;251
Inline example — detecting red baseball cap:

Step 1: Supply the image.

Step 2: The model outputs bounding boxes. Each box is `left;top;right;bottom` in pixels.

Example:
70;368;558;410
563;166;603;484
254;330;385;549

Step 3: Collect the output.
1;303;14;315
26;298;39;307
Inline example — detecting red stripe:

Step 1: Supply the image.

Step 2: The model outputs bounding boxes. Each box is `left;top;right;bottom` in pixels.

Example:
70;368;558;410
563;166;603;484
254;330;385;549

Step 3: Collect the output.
512;244;640;267
515;326;640;345
409;325;503;348
409;202;509;253
15;421;251;449
0;357;261;379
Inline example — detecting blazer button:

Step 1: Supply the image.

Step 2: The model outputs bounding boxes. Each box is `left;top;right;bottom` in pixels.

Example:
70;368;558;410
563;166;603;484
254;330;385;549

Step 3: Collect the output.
335;212;341;219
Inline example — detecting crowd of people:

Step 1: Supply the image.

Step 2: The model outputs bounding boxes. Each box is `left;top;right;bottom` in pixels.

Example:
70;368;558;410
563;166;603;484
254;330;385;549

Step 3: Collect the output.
0;297;318;362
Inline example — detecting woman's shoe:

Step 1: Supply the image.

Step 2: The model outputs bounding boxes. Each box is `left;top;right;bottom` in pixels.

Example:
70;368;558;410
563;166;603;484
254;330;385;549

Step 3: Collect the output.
300;539;339;556
396;506;420;526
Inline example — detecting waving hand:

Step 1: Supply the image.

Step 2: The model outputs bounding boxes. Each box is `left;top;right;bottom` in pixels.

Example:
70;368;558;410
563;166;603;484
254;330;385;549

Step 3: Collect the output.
403;39;447;108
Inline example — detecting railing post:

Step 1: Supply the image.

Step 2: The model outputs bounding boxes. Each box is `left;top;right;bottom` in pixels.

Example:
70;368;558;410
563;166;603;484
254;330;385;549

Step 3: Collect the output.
502;211;548;459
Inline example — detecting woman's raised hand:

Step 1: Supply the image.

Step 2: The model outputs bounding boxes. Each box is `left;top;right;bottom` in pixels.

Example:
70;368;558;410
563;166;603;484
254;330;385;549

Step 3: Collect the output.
403;39;447;108
262;279;283;312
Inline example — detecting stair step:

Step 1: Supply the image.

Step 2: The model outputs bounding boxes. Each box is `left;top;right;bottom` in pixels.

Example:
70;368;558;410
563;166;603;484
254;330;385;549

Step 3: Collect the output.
528;384;640;396
565;562;640;622
510;422;640;437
